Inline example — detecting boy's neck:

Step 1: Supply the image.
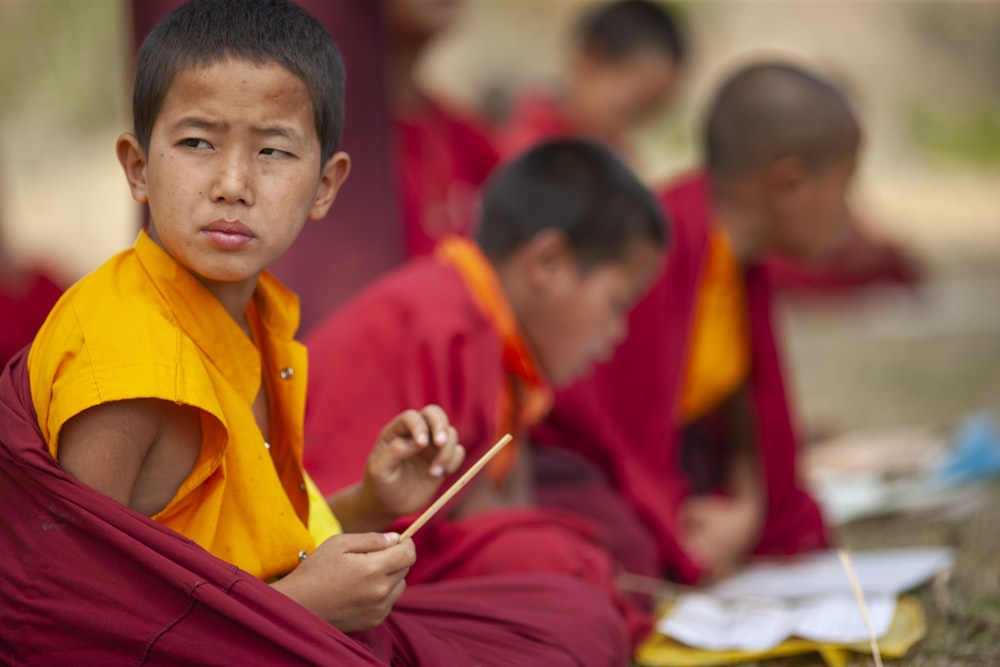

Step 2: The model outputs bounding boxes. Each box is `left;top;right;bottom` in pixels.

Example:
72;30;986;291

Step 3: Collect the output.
710;177;768;265
197;275;260;339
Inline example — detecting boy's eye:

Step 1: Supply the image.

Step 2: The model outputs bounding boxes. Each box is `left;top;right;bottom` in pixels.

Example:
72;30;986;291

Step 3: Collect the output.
180;138;212;149
260;147;292;158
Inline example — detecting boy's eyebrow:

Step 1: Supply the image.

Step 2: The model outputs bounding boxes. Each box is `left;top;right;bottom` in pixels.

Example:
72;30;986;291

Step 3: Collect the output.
251;125;303;143
171;118;303;142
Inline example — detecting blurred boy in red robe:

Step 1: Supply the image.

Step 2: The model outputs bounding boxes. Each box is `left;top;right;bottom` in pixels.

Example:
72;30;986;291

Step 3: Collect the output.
388;0;500;257
498;0;684;166
536;62;869;585
305;139;667;647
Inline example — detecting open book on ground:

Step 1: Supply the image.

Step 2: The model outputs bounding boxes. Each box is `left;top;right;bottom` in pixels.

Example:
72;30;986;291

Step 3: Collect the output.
654;547;953;653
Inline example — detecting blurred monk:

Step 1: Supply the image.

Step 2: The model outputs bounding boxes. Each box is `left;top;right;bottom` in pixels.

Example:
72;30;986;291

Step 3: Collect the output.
536;62;868;584
498;0;684;167
388;0;500;257
305;139;667;648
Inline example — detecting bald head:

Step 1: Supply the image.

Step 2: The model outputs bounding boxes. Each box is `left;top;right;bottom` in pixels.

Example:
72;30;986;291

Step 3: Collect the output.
704;63;860;179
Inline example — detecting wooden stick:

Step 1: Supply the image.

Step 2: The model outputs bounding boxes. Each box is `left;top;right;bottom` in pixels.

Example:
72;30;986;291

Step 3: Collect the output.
400;433;513;541
837;548;884;667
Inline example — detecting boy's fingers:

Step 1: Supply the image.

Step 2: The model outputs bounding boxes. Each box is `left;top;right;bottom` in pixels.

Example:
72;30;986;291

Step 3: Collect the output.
418;404;451;446
390;409;429;447
443;429;465;474
426;426;461;477
335;531;402;555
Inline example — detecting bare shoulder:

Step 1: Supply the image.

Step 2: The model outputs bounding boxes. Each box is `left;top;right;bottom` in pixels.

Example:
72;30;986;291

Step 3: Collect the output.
58;399;202;516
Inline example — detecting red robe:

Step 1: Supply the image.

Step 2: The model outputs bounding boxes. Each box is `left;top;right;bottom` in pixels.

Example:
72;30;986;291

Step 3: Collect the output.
496;91;577;160
764;222;921;296
396;99;500;258
534;171;830;584
304;251;651;648
1;347;628;666
0;269;62;368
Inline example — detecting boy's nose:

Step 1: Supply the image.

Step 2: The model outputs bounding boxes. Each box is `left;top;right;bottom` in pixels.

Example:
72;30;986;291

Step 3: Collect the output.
210;153;254;206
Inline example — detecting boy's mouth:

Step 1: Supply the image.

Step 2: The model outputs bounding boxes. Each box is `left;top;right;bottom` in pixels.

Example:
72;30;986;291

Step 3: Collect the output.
201;220;256;250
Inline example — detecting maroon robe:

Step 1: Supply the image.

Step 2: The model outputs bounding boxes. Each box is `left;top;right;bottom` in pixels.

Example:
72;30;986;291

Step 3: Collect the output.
535;171;830;584
0;347;629;666
304;258;652;647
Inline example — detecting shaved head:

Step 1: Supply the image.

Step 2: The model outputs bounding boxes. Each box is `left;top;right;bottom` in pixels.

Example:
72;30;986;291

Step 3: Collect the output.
704;62;860;179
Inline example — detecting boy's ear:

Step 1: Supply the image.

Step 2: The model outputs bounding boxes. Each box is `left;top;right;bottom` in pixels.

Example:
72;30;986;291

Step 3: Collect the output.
310;151;352;220
116;132;149;205
521;229;575;291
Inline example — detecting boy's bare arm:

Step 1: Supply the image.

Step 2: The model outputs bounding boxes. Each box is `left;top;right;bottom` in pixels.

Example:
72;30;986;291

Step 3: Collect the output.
57;399;201;516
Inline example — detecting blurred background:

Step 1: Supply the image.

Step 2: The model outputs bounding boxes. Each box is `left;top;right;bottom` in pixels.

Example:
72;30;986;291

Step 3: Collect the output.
2;0;997;436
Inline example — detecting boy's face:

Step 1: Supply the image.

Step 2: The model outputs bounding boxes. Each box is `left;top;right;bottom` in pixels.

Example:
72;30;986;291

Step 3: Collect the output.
766;154;855;263
520;235;663;387
573;47;681;143
117;58;349;296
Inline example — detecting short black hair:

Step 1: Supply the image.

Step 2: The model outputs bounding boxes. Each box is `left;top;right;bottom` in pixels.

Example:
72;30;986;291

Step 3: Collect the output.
704;62;860;178
578;1;685;63
477;139;668;269
133;0;345;163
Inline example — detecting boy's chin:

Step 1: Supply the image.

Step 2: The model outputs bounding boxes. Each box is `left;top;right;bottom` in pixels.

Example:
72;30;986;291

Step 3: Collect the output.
547;361;591;389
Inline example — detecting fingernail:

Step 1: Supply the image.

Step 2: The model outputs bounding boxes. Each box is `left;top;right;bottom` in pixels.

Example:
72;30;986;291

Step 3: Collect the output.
429;464;443;477
435;430;448;444
384;532;400;544
415;432;428;446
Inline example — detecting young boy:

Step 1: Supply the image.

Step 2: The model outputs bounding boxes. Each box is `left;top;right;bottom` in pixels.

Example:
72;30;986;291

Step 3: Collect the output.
304;138;667;647
537;62;858;584
2;2;628;664
498;0;685;167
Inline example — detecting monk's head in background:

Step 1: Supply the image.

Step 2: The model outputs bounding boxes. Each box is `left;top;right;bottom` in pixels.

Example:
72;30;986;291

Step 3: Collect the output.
387;0;462;47
568;0;686;148
116;0;351;315
477;139;667;386
704;62;860;264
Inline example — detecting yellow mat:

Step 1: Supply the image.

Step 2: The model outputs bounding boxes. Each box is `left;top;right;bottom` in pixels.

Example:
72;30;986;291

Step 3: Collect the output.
635;595;925;667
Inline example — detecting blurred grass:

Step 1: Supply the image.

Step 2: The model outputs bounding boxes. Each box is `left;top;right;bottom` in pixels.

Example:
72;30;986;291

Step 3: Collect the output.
907;103;1000;167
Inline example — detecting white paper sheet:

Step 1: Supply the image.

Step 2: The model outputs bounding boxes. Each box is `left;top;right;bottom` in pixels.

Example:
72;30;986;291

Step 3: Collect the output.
708;547;953;600
658;593;897;652
655;548;952;652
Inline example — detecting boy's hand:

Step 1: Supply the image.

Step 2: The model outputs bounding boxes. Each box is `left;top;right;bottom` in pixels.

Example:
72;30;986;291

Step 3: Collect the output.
272;532;414;632
362;405;465;521
679;494;763;581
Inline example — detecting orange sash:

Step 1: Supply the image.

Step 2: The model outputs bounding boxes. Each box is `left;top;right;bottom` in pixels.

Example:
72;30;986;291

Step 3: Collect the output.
678;226;751;422
435;236;552;486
